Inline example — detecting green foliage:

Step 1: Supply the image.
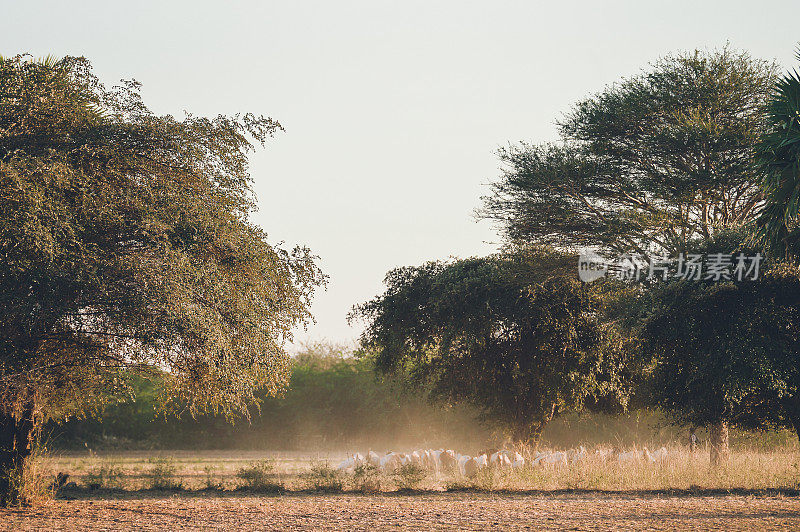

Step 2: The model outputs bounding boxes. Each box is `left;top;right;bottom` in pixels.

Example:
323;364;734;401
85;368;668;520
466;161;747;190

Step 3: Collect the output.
235;459;283;492
352;247;631;445
46;343;488;450
393;463;426;490
303;461;343;493
629;234;800;438
84;461;124;490
144;457;181;490
756;48;800;256
481;47;776;255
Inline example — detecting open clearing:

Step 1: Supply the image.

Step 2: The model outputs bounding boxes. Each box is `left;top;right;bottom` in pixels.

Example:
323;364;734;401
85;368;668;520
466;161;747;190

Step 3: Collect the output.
6;449;796;529
3;492;800;531
43;448;800;491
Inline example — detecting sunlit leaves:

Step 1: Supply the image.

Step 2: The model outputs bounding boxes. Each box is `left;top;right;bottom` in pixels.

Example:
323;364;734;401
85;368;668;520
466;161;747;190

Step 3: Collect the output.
482;48;777;255
0;55;325;423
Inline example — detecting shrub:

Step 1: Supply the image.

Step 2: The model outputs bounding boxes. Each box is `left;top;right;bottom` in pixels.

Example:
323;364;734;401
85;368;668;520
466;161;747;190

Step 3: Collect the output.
350;463;383;493
470;465;502;491
202;465;224;491
145;457;181;490
1;451;56;505
235;460;283;493
393;463;426;491
84;461;125;490
304;461;343;493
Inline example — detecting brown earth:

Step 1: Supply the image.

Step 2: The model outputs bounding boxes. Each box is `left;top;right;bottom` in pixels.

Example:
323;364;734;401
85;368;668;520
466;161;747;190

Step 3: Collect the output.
2;492;800;531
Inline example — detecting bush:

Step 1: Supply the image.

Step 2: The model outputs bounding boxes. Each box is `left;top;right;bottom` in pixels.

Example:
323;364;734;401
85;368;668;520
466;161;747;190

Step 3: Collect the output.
304;461;343;493
84;461;125;490
235;460;283;493
202;465;224;491
470;465;502;491
144;457;181;490
350;463;383;493
393;463;426;491
1;451;56;506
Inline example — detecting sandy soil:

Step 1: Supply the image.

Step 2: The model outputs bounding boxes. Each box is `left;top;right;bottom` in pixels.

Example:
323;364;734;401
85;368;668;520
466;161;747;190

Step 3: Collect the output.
2;492;799;531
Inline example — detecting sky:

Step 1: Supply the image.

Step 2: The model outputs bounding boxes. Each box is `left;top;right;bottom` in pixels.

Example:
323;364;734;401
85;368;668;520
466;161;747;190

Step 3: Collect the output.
2;1;798;349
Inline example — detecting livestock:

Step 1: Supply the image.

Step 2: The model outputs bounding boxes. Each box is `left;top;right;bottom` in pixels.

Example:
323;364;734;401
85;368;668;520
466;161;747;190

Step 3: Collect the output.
367;451;381;467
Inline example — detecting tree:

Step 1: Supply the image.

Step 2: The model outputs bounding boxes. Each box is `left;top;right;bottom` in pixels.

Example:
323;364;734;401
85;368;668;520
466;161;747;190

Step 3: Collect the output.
636;245;800;462
756;48;800;257
351;248;630;447
481;48;776;255
481;48;778;462
0;55;325;504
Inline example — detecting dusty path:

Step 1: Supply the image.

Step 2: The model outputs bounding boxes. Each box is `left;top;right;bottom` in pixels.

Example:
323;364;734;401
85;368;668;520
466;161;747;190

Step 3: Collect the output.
2;492;799;531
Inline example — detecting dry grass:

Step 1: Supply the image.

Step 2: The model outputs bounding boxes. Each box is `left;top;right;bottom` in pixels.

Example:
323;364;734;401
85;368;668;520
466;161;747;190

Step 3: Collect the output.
7;448;799;530
466;448;800;491
41;447;800;493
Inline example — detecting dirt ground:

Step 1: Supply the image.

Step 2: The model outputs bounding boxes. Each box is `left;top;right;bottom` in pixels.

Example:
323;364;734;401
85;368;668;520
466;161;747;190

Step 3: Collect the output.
2;492;799;531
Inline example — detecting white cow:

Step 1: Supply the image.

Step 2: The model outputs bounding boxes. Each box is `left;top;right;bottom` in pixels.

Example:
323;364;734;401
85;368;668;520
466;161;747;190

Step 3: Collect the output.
569;446;587;463
380;452;402;472
649;447;668;461
618;449;643;462
422;449;434;470
490;450;514;468
457;454;471;476
367;450;381;467
540;451;567;466
336;456;355;472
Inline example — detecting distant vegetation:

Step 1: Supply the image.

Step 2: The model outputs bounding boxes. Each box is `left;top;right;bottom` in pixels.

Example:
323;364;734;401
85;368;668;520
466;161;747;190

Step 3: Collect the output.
45;342;489;451
44;342;797;453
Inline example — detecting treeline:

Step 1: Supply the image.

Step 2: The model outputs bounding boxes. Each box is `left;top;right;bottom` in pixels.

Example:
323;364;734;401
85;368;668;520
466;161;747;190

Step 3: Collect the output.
351;47;800;467
44;344;489;451
46;341;798;452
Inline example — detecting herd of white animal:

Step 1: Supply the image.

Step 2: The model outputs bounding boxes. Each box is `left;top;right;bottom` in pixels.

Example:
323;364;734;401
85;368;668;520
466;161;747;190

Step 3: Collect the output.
336;446;669;477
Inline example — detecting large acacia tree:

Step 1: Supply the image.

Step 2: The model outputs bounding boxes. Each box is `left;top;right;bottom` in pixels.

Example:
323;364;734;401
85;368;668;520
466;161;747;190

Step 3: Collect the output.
351;248;631;447
0;55;325;503
482;48;776;256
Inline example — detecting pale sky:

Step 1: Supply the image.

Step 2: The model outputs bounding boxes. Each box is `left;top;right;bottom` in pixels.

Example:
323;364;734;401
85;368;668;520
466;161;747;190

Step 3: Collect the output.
3;1;798;347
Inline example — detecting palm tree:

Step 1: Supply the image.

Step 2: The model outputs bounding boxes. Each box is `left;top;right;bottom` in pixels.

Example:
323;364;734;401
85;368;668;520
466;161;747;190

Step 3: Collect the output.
757;48;800;257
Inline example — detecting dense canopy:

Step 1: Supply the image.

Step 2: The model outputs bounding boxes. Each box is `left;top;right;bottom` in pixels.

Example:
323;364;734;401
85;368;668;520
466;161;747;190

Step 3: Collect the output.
0;55;325;502
352;248;631;445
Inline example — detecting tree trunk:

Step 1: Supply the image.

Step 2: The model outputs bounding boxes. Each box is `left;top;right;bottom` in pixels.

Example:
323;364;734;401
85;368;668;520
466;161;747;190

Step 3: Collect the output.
709;420;729;467
514;404;556;451
0;407;35;506
517;425;544;451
